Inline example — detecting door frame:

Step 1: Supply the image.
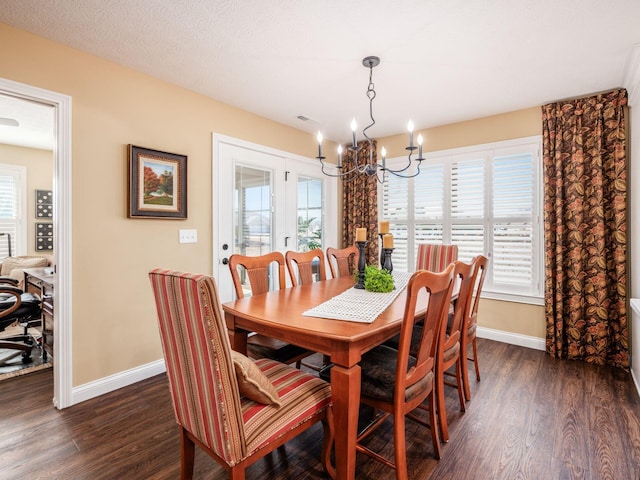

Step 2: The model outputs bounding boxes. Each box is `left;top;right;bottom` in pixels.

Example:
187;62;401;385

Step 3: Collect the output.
212;133;337;290
0;78;73;409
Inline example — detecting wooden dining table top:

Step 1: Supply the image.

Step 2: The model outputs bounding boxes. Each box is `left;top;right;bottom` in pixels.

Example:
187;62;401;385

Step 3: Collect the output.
221;275;420;366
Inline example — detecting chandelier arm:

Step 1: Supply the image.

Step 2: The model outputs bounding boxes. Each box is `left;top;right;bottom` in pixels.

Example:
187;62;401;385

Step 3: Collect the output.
318;157;367;178
383;161;423;178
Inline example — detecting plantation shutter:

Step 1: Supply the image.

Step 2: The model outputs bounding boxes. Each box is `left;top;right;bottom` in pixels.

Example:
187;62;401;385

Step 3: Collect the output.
0;170;19;258
491;152;535;290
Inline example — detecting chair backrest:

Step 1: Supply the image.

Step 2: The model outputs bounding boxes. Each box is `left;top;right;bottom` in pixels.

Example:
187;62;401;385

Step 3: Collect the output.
285;249;327;286
415;244;458;272
326;246;359;278
467;255;488;335
148;269;246;464
441;260;476;351
228;252;287;298
396;264;455;407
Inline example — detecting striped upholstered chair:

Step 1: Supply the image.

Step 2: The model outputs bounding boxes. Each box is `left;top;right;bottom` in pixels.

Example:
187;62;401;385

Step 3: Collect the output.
415;244;458;272
149;269;334;480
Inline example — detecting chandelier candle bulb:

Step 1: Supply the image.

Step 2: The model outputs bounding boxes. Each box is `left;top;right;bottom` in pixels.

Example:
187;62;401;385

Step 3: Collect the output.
351;118;358;148
355;228;367;242
337;144;343;168
417;134;423;159
379;221;389;234
408;120;414;147
383;234;394;249
317;132;323;158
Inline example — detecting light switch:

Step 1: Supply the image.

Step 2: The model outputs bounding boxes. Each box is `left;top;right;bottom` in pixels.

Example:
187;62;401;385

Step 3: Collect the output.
179;229;197;244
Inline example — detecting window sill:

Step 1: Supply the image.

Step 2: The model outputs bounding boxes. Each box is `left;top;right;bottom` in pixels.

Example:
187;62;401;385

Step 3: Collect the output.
482;291;544;306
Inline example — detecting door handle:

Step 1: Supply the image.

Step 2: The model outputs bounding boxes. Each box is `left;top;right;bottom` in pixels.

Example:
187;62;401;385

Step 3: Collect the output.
284;236;290;247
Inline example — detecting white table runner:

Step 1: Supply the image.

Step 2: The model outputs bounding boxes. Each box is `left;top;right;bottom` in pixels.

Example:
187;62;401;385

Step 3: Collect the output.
302;271;413;323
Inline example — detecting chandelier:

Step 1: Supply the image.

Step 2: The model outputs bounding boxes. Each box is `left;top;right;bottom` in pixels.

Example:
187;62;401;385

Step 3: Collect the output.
315;56;425;183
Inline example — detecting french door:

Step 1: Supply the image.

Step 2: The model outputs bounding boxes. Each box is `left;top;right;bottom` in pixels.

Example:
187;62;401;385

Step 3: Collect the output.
213;135;337;302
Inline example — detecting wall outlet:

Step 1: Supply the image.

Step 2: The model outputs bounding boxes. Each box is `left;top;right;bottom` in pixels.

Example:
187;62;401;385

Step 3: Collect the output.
179;229;197;244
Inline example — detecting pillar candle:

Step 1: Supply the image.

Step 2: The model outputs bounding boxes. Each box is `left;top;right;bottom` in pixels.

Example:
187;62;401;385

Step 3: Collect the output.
379;221;389;234
383;234;394;249
355;228;367;242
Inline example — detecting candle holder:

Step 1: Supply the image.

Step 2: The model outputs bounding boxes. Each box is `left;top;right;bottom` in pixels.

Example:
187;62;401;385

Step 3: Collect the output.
378;233;386;267
354;241;367;289
382;248;394;274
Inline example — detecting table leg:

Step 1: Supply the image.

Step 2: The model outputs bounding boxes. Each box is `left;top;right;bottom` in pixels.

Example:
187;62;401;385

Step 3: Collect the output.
225;313;248;354
331;363;361;480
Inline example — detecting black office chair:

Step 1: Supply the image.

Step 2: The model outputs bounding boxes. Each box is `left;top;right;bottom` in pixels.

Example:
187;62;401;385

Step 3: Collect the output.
0;277;42;364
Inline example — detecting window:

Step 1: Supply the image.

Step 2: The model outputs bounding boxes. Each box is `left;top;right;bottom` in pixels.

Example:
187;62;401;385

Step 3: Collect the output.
380;136;542;304
297;176;323;252
0;165;26;258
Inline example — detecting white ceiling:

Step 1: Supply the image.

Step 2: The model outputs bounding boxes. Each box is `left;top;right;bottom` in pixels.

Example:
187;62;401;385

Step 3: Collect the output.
1;0;639;150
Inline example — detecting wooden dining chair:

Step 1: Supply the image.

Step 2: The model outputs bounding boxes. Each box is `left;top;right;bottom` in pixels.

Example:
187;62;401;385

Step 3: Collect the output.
149;268;334;480
436;259;477;442
326;245;359;278
228;252;313;367
415;244;458;272
355;264;455;479
461;255;488;401
285;249;327;286
285;249;331;371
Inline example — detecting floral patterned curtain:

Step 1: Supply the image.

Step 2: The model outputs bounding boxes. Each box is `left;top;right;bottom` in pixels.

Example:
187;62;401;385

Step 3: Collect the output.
341;140;379;265
542;89;628;368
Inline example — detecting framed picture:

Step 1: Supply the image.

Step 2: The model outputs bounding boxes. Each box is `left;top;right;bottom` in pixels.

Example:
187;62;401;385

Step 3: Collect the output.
128;145;187;219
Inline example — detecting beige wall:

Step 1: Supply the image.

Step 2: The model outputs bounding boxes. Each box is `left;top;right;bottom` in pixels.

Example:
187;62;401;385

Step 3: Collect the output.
0;22;545;387
379;107;546;340
1;23;323;385
0;143;54;256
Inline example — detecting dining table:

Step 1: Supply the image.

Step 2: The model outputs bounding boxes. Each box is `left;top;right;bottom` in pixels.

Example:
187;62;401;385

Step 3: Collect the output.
222;275;425;480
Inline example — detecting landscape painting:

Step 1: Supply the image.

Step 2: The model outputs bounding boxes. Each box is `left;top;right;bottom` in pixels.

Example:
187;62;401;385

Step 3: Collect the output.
128;145;187;218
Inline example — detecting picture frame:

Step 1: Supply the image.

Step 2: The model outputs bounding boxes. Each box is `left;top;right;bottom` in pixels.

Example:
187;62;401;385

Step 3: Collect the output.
128;145;187;219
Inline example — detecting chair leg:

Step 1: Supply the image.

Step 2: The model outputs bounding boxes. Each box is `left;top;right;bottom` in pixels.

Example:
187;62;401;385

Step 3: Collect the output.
428;391;441;459
180;428;195;480
455;360;466;413
230;466;247;480
393;412;408;480
436;366;449;442
322;406;336;480
472;337;480;381
461;347;472;402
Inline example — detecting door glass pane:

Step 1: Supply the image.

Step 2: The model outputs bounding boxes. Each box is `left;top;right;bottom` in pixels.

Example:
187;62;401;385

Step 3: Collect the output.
297;176;323;281
297;176;323;252
234;166;272;296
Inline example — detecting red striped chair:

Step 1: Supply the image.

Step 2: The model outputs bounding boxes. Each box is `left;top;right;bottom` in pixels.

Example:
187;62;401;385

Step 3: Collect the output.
149;268;334;480
415;244;458;272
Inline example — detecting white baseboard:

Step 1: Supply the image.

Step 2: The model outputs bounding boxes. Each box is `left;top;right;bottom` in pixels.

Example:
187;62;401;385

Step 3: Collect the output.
71;359;166;406
477;326;546;351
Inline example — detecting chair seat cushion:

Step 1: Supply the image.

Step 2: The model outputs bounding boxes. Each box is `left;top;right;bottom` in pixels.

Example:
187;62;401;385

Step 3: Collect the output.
241;358;331;456
247;334;310;364
0;292;41;323
360;344;433;404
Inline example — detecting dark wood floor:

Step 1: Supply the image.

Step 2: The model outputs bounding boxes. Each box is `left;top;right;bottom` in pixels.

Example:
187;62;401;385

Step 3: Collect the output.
1;339;639;480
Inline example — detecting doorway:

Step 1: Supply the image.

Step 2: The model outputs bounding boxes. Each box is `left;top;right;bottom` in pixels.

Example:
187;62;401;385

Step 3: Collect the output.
212;135;338;303
0;78;72;409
